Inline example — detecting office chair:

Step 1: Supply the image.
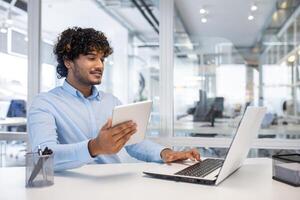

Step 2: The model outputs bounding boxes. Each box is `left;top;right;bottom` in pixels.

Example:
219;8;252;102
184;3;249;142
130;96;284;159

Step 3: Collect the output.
7;99;27;132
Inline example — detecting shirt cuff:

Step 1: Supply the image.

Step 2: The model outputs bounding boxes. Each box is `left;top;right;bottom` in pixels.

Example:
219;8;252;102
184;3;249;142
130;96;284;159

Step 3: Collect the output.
76;140;95;164
151;144;167;163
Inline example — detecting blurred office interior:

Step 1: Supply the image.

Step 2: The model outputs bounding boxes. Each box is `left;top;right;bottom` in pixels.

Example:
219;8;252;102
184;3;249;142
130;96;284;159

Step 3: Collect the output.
0;0;299;167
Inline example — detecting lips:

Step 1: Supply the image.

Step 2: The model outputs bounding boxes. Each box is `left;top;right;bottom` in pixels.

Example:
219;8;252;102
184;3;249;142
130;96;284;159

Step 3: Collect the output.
90;71;102;77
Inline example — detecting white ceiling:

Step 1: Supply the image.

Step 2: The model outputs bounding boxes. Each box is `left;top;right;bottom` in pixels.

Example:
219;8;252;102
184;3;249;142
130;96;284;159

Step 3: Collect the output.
41;0;127;42
0;0;280;50
40;0;159;42
113;3;159;42
175;0;277;47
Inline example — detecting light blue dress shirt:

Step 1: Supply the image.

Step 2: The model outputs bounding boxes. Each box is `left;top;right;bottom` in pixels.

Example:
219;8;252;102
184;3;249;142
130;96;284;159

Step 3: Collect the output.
28;80;165;171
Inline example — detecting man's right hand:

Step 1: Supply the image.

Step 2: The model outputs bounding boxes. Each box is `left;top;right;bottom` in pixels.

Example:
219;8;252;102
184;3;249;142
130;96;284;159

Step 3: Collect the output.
88;118;137;157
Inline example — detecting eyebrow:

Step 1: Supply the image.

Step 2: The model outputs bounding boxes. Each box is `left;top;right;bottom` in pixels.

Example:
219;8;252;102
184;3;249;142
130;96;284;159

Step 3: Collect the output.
87;52;97;56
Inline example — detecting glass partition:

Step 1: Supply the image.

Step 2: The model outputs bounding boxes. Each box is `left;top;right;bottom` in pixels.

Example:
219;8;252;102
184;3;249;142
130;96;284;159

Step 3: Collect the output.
171;0;300;156
41;0;160;134
0;0;28;167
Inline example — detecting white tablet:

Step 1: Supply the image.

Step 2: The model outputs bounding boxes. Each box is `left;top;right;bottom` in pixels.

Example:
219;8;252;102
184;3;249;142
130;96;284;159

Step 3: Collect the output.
111;100;153;145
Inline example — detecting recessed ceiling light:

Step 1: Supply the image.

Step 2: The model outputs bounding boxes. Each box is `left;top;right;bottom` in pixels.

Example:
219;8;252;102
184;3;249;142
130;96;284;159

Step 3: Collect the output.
281;1;288;9
199;8;206;14
0;27;7;33
248;15;254;20
6;19;13;25
201;18;207;23
251;4;258;11
288;55;296;63
272;12;279;21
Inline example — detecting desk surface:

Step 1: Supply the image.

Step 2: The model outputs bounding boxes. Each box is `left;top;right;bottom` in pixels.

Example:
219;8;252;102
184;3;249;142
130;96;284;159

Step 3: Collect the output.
0;117;27;126
0;158;299;200
149;121;300;136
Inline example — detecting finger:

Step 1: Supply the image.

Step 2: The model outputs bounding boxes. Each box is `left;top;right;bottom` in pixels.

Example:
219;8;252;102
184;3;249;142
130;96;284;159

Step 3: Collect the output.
115;128;136;143
174;152;194;162
102;118;112;130
112;120;133;129
115;139;127;152
165;150;199;163
191;149;201;161
115;130;135;150
111;121;135;135
113;132;132;153
107;118;112;128
113;125;137;141
186;152;195;161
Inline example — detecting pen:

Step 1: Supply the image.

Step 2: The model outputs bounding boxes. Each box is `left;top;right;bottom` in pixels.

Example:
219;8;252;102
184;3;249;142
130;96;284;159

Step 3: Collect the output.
27;155;43;186
27;147;53;187
37;145;46;184
37;145;42;156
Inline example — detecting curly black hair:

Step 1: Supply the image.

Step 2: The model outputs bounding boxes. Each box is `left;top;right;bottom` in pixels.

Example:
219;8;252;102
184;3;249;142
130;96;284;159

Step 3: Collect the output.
53;27;113;78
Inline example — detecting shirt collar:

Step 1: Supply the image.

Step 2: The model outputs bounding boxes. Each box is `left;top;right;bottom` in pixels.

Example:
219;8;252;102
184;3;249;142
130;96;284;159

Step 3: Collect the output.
62;80;101;101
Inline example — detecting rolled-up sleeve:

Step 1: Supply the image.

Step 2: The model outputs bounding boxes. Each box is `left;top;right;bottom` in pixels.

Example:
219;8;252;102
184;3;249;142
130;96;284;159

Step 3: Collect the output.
125;140;165;163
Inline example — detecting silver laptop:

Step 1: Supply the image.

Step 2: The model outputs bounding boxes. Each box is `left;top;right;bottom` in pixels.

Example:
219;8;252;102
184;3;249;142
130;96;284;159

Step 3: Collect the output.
143;106;267;185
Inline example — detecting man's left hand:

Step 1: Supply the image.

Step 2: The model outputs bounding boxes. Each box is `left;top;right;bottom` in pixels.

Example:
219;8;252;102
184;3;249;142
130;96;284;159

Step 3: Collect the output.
160;148;201;163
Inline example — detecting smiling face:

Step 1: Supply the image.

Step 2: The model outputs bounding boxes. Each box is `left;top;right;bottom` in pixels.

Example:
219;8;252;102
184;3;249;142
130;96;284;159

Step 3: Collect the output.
65;51;105;87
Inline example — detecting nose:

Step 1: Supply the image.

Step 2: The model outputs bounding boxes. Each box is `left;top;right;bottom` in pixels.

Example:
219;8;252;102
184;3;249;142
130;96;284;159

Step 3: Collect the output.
96;59;104;70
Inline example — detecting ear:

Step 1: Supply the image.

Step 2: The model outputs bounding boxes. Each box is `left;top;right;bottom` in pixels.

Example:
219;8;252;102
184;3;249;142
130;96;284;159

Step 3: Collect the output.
63;59;73;69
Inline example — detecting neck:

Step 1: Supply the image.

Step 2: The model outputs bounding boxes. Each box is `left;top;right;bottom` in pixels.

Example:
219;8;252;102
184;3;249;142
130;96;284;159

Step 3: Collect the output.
66;77;92;98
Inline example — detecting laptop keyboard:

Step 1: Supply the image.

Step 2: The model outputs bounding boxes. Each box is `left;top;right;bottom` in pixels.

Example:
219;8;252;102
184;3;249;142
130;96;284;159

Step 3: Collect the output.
174;159;224;178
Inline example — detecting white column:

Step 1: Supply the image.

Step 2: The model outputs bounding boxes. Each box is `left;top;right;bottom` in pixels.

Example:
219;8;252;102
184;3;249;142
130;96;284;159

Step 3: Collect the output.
258;56;264;106
293;20;298;118
159;0;174;137
27;0;41;149
27;0;41;108
246;67;254;103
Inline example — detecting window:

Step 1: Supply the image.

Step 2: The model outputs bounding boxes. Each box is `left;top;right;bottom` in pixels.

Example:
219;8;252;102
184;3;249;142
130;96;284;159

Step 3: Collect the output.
0;1;28;167
41;0;160;133
168;0;300;157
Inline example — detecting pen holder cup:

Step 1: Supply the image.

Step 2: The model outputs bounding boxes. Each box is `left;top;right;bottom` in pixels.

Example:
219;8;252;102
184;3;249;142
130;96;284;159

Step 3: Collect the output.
25;152;54;188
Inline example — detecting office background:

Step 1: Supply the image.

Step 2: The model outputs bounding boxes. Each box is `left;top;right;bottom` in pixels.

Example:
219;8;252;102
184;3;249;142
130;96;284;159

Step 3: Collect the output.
0;0;299;167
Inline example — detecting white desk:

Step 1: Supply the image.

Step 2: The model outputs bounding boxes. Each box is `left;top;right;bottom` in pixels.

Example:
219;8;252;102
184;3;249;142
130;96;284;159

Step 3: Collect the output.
0;117;27;127
0;117;27;142
0;158;299;200
149;121;300;137
0;131;27;142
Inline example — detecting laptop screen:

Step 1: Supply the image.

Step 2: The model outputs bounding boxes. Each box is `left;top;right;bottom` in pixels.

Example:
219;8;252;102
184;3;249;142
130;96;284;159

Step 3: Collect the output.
215;107;266;185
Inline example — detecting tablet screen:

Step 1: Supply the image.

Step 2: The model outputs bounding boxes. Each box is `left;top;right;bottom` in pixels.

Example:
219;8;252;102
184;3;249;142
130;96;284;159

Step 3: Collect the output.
112;100;152;145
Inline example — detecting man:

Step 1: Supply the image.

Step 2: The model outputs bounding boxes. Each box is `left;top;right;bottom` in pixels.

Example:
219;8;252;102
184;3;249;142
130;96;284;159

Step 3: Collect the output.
28;27;200;171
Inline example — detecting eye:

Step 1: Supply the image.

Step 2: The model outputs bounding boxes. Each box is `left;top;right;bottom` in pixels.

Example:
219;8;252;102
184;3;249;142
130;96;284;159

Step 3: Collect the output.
87;56;96;60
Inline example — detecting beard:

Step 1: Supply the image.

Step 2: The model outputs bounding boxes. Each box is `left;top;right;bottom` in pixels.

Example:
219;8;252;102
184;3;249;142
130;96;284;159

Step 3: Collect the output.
73;64;102;86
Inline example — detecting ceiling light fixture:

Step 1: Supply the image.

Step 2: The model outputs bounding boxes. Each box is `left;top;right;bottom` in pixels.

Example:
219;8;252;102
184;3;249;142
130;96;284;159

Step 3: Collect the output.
288;55;296;63
0;27;7;33
251;4;258;11
281;1;288;9
199;8;206;14
5;18;13;25
1;0;16;33
201;18;207;23
248;15;254;20
0;21;8;34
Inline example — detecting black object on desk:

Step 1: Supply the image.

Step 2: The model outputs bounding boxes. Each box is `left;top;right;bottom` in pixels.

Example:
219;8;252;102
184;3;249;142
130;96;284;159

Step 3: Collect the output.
272;154;300;187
